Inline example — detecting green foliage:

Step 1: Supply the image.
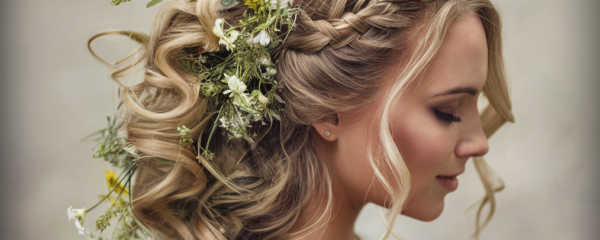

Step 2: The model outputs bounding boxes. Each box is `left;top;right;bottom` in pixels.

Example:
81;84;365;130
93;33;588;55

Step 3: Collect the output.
188;0;299;143
96;203;127;233
95;203;147;239
89;164;149;239
146;0;164;8
177;125;193;147
110;0;165;8
110;0;131;6
88;116;135;169
78;117;150;239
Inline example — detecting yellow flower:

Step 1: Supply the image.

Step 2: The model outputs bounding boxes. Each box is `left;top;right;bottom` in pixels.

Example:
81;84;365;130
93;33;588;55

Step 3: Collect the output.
245;0;260;10
104;169;129;195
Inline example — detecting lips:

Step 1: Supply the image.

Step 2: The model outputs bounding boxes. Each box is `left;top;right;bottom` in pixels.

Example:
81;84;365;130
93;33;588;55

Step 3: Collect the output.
436;176;458;191
436;171;463;191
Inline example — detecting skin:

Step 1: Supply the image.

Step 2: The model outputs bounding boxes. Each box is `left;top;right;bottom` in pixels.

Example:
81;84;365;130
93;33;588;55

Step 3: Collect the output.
290;13;490;239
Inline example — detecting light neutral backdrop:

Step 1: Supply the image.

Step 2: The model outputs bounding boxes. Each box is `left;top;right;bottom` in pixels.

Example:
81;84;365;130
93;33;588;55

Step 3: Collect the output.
0;0;598;239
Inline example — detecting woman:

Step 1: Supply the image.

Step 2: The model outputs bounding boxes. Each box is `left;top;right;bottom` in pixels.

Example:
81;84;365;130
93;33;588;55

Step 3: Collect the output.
81;0;514;239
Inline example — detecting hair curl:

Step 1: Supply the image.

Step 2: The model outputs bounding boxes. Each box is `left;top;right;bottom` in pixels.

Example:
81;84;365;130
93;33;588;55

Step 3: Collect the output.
89;0;514;239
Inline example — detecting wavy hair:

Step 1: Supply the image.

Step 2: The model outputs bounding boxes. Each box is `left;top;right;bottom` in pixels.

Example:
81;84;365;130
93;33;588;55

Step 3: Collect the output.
89;0;514;239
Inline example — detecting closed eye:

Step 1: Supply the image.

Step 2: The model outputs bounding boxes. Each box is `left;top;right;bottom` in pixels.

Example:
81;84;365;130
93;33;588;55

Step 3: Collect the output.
433;109;462;123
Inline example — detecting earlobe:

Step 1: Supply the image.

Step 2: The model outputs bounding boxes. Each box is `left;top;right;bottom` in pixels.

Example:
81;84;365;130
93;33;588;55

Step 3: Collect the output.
312;114;339;141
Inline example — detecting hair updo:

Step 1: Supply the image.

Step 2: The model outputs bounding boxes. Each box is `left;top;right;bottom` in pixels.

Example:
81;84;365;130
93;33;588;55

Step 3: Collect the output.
95;0;514;239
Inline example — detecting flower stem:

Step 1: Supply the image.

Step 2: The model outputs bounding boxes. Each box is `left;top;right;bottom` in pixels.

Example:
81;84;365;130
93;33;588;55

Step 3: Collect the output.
85;165;133;213
204;105;224;155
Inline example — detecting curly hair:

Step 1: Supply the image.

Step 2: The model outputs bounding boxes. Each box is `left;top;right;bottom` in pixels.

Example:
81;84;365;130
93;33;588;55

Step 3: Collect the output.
89;0;514;239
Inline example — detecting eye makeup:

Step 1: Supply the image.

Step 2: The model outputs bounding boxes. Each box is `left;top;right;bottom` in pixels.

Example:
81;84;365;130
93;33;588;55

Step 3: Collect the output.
433;108;462;123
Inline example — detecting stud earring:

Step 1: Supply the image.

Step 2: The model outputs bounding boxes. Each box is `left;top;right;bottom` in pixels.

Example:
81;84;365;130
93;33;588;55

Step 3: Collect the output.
325;131;331;137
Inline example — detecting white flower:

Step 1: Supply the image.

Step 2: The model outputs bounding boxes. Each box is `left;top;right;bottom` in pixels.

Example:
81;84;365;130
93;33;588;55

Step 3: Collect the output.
67;206;86;236
222;30;240;50
213;18;240;51
259;56;271;66
222;73;247;96
270;0;292;9
258;93;269;104
251;30;270;46
212;19;226;39
219;116;229;128
199;55;207;64
232;93;254;108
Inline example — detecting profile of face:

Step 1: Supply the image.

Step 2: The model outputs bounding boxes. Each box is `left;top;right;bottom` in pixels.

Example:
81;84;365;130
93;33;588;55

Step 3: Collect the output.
313;13;489;221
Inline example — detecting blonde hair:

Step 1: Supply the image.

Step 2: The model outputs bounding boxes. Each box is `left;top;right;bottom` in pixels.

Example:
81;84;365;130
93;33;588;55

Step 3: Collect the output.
89;0;514;239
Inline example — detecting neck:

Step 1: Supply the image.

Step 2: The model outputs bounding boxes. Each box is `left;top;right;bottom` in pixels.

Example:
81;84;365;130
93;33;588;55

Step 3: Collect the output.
286;186;364;240
285;129;366;240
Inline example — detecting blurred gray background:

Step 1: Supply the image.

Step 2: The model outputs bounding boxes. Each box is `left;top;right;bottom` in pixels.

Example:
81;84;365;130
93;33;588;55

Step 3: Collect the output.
0;0;598;239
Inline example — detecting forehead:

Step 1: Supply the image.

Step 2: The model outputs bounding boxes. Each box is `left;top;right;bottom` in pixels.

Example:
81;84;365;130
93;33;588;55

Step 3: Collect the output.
416;13;488;96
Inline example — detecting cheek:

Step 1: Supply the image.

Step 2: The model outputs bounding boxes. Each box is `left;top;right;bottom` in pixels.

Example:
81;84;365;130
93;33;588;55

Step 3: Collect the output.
390;107;456;220
391;109;454;176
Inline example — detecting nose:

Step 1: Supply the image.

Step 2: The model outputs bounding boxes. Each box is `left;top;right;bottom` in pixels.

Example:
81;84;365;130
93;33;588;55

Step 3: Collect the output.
455;110;489;158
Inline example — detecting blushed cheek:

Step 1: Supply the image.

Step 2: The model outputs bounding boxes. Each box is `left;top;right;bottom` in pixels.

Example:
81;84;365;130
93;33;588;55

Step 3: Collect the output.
393;114;454;181
391;115;454;219
391;115;452;176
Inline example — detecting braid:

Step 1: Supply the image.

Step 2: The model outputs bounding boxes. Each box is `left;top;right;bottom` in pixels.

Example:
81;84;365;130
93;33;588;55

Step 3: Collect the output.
284;0;429;53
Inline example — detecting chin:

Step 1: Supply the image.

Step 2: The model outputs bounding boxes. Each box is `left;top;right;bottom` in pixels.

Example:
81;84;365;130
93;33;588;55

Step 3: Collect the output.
401;201;445;222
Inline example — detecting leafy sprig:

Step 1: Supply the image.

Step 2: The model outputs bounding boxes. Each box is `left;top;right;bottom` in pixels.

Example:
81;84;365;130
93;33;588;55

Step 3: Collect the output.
110;0;167;8
177;125;193;147
74;117;150;239
110;0;131;6
87;116;135;169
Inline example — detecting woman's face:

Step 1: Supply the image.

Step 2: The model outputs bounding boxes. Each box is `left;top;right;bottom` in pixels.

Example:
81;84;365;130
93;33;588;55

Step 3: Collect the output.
388;13;490;220
314;13;490;221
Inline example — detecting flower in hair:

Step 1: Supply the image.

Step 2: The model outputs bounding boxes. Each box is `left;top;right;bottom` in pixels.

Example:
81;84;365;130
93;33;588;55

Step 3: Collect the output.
104;169;129;195
251;30;271;46
177;125;193;147
213;18;240;51
191;0;299;143
223;73;247;96
67;206;87;235
223;73;254;108
259;56;271;66
270;0;292;9
245;0;260;10
257;92;269;104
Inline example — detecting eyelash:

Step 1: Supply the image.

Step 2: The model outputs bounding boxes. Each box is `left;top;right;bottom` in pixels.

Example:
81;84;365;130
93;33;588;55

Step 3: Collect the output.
433;109;462;123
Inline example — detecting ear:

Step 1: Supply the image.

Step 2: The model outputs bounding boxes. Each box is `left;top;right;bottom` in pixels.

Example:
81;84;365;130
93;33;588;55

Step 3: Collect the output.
311;114;340;141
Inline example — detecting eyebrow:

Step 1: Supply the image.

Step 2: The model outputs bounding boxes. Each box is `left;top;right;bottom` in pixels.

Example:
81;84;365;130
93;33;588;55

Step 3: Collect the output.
432;87;478;97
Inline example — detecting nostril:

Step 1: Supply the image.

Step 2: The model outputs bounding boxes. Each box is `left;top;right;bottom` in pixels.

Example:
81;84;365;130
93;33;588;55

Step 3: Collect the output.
475;140;489;157
472;149;487;157
455;138;488;158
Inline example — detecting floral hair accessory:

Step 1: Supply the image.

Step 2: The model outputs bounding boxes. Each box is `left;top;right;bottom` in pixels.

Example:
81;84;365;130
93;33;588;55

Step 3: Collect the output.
70;0;299;238
190;0;297;153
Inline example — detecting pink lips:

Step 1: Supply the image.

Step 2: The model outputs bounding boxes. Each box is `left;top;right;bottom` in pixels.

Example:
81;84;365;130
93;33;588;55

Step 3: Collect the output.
436;175;459;191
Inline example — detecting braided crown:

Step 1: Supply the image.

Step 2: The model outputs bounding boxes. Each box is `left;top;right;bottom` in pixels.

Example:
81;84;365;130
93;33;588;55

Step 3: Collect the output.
283;0;427;53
